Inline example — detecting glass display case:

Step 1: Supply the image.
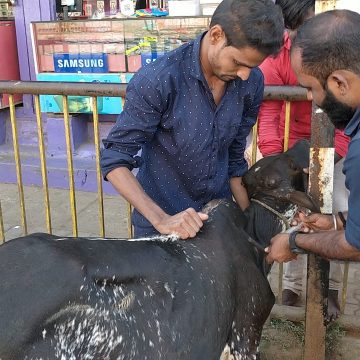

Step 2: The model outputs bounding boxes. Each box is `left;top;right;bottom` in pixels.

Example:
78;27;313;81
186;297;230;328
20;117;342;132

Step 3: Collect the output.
32;16;210;73
31;16;210;113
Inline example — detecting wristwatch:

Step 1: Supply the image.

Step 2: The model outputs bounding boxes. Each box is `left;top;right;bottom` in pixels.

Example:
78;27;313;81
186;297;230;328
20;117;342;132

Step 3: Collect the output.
288;231;307;254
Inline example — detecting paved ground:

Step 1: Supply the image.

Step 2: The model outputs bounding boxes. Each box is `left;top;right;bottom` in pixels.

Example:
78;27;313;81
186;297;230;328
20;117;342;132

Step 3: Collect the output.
1;182;360;321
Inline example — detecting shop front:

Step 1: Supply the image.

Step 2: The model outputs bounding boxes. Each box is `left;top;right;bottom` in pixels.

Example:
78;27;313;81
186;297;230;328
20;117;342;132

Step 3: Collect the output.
31;15;212;115
28;0;218;154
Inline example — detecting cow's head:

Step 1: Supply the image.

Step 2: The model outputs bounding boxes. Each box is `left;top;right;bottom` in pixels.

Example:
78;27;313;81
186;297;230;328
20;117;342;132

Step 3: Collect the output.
243;140;319;213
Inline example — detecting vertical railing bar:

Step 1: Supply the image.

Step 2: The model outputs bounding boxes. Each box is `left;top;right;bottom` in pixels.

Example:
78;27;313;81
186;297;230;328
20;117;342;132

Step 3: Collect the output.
283;101;291;152
62;95;78;237
277;265;284;304
341;262;350;314
91;96;105;238
127;202;133;238
0;201;4;244
277;101;291;305
251;121;258;166
34;95;52;234
9;94;27;235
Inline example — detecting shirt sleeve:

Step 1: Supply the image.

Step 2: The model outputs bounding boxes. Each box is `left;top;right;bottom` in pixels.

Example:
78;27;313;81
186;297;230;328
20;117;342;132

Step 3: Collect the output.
228;70;264;178
344;138;360;249
100;73;164;179
257;56;285;156
334;129;350;158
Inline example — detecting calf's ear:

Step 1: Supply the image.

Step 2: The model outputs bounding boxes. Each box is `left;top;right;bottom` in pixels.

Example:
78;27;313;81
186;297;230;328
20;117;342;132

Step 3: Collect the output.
286;190;320;213
285;139;310;168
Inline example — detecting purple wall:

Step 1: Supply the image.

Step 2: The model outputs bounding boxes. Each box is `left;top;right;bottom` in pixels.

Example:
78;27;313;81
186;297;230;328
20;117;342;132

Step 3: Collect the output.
14;0;56;115
2;2;118;194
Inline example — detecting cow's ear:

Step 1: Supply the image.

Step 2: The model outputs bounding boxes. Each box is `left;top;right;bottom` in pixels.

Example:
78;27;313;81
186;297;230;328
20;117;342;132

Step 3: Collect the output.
285;139;310;168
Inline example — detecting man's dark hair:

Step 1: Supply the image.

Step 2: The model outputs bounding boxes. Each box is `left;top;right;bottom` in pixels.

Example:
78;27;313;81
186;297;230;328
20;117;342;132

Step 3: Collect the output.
210;0;284;56
292;9;360;86
275;0;314;30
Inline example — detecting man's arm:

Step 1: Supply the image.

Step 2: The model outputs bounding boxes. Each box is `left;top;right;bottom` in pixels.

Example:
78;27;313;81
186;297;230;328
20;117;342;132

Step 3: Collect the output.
296;231;360;261
107;167;208;239
266;229;360;263
101;74;208;239
228;68;265;204
230;177;249;210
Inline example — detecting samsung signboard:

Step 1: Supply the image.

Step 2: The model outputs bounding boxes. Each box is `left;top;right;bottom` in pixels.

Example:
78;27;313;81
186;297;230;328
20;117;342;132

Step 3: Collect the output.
53;53;108;73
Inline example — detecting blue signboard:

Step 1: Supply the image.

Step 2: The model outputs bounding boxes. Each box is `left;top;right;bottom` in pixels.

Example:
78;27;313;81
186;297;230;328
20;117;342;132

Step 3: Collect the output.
37;73;133;114
53;53;109;73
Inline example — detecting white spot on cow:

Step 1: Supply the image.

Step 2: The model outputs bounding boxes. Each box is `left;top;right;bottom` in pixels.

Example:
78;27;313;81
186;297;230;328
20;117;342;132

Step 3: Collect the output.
117;291;135;311
164;283;175;298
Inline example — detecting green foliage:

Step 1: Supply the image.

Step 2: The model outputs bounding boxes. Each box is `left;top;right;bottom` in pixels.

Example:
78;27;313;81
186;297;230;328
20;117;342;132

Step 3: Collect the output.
260;318;346;356
325;322;346;358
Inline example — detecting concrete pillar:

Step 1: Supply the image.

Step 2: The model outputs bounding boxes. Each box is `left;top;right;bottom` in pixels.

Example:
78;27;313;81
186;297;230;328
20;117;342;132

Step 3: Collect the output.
46;114;88;155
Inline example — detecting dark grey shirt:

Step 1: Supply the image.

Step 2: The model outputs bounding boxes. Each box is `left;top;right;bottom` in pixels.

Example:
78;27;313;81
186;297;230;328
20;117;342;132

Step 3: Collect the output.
343;107;360;249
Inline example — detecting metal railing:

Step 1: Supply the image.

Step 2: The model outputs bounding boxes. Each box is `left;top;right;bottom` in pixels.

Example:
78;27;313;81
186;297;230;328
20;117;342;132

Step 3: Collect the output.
0;80;352;354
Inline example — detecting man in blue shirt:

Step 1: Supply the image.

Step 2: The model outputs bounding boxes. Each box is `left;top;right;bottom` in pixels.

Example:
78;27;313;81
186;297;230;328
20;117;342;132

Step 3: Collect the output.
101;0;284;238
266;10;360;262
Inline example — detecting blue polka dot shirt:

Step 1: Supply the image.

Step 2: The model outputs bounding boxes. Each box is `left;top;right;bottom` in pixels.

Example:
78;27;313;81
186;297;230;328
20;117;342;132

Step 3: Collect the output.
101;33;264;236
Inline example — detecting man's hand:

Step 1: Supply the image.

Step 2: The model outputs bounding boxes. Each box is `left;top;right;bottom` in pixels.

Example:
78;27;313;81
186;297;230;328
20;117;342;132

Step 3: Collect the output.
265;233;297;264
297;212;334;232
153;208;209;239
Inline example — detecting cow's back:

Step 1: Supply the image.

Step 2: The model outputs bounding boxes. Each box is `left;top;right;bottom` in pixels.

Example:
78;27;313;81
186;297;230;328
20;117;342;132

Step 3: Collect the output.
0;201;274;359
0;234;85;359
0;233;234;359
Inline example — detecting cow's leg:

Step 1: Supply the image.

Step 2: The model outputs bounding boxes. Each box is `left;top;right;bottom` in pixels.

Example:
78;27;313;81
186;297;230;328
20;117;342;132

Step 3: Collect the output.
218;323;262;360
226;323;262;360
227;280;275;360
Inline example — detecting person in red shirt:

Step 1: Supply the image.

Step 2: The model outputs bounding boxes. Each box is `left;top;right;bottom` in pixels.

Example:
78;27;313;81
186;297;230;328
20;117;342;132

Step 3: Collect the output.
257;0;350;320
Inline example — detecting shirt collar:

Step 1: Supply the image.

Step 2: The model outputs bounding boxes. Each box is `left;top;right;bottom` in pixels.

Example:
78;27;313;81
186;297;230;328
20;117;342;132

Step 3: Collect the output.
190;31;207;80
345;107;360;138
283;31;291;50
189;31;240;90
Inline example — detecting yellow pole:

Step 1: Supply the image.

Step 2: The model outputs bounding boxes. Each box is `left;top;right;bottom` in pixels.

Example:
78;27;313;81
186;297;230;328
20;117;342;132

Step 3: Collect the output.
34;95;52;234
283;101;291;152
127;202;133;238
9;94;27;235
92;96;105;238
277;101;292;305
251;121;258;166
62;96;78;237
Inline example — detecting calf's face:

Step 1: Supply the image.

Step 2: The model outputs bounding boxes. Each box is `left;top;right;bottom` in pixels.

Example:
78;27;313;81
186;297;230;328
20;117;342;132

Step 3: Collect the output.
243;140;319;212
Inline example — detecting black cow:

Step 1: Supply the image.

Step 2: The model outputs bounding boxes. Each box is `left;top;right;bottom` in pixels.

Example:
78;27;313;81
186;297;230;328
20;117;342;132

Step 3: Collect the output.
0;140;316;360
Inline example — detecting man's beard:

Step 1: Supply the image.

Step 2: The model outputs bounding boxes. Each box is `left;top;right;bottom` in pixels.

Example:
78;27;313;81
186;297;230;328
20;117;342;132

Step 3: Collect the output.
320;87;356;129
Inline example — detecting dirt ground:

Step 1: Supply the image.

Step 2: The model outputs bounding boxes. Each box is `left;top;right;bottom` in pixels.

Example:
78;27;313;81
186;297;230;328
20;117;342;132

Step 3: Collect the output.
260;319;360;360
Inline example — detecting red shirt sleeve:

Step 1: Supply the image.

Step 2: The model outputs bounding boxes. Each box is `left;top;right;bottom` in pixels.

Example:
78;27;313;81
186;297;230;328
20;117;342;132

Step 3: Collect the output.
257;50;287;156
334;129;350;158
